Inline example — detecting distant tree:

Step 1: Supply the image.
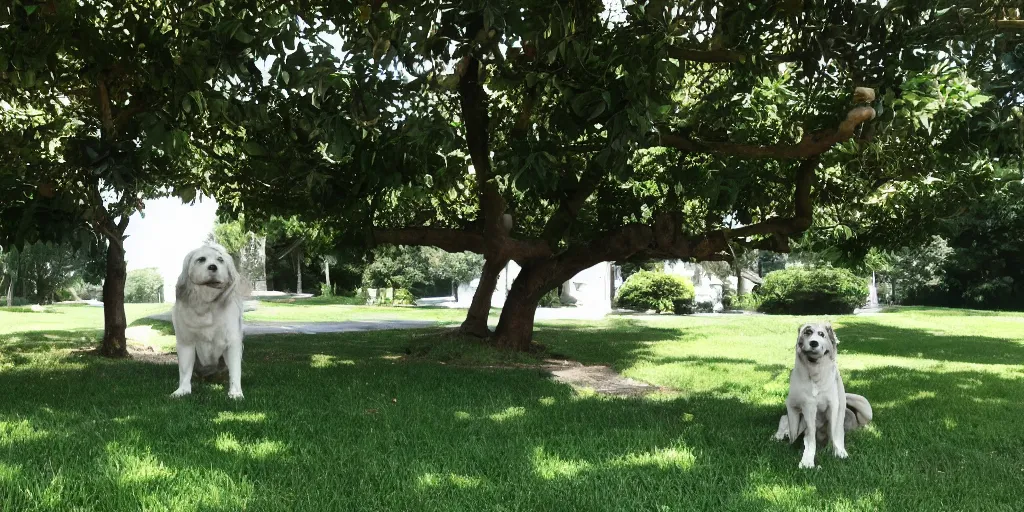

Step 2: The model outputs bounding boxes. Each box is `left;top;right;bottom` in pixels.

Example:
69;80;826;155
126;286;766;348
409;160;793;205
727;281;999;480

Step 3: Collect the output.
124;268;164;304
0;0;300;356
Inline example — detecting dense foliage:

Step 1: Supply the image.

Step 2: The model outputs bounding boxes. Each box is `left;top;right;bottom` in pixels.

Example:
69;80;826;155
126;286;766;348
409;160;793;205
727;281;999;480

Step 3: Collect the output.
757;268;868;315
616;270;695;313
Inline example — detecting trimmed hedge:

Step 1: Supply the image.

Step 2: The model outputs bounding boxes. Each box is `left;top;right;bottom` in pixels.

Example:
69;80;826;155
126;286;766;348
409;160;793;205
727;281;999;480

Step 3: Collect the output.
757;268;868;315
615;271;695;313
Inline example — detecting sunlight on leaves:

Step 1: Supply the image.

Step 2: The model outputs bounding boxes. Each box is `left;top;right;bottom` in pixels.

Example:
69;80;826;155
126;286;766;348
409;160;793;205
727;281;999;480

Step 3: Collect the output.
538;396;556;406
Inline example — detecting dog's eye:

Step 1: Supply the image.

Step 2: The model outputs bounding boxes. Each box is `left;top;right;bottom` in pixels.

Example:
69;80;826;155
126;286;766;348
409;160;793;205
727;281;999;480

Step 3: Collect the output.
197;257;206;263
217;257;224;263
818;331;824;337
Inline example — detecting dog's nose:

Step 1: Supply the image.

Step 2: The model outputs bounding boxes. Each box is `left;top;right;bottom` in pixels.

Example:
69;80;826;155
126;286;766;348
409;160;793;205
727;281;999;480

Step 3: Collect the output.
809;340;819;348
207;264;218;272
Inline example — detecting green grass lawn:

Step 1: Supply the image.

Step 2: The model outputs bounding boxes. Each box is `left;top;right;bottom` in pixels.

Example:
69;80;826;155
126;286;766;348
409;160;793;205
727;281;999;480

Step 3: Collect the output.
1;305;1023;511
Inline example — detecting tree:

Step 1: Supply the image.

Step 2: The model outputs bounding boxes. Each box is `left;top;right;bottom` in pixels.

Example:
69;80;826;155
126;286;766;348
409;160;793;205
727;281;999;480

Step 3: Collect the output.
421;247;484;300
124;268;164;304
211;1;1018;350
0;0;300;356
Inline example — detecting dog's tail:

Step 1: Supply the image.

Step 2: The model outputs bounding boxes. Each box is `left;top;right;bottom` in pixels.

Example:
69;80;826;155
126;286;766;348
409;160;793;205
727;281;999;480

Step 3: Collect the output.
844;393;873;431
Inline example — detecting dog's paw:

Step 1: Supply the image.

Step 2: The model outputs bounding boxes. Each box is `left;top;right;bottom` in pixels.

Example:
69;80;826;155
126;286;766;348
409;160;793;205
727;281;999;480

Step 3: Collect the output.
834;448;849;459
798;459;815;469
170;388;191;398
772;432;788;442
228;389;244;400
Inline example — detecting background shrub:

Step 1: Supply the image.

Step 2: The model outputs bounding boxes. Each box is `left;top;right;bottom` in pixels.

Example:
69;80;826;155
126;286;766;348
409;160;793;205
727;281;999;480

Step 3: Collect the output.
757;268;868;315
616;271;695;313
695;300;715;313
393;288;415;305
539;289;562;308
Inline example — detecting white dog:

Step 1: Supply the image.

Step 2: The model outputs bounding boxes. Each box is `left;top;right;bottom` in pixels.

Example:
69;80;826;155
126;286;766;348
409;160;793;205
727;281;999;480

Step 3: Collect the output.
773;323;872;469
170;243;247;399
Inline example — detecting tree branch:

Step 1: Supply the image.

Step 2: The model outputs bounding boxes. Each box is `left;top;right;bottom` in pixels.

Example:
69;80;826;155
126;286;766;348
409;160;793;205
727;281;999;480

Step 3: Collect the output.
96;79;116;141
996;19;1024;31
657;102;876;159
540;163;605;247
457;55;506;238
372;227;486;254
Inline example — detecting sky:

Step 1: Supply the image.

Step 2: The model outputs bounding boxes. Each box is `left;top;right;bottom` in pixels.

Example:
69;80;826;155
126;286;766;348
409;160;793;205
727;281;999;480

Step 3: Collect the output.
122;196;218;302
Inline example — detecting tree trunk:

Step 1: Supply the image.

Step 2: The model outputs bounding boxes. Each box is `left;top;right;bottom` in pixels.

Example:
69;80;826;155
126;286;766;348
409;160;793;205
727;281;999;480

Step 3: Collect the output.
100;239;129;358
295;250;303;294
492;264;551;351
323;260;331;289
5;278;12;307
459;256;506;337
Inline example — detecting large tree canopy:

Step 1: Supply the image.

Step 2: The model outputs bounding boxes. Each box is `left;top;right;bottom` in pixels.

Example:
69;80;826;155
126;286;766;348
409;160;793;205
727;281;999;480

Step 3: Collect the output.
206;1;1020;350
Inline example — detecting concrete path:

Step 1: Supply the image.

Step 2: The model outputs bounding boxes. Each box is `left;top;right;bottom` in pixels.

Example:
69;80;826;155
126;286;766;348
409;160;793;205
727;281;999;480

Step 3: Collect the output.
146;312;435;336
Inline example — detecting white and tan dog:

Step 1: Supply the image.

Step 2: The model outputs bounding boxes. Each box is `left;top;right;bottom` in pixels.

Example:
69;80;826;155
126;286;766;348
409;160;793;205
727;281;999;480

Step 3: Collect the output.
170;243;247;399
773;323;872;468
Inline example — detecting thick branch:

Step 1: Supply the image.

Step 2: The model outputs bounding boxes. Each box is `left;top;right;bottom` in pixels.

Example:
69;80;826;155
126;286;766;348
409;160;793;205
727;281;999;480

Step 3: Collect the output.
540;163;604;246
457;56;505;238
96;79;116;141
658;105;876;159
372;227;485;254
996;19;1024;31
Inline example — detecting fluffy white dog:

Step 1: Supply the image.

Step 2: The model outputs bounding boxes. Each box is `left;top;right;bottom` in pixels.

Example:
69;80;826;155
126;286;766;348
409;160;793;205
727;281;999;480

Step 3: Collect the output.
170;243;247;399
773;323;873;469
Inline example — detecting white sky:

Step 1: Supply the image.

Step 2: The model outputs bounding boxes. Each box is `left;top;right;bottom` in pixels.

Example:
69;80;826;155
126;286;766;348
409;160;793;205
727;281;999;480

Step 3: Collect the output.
123;195;218;302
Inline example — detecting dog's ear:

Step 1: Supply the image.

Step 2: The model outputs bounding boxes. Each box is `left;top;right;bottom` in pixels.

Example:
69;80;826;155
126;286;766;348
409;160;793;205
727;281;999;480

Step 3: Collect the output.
825;324;839;359
175;250;194;303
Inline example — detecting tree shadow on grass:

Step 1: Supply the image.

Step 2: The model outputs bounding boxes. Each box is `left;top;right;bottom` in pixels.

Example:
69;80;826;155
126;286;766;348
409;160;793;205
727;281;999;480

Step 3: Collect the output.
2;329;1024;510
534;319;694;368
836;321;1024;365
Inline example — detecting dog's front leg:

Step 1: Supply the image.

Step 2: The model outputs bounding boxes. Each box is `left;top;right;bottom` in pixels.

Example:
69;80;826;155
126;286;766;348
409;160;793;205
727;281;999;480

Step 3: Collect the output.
171;344;195;397
831;400;848;459
798;405;817;469
225;340;244;399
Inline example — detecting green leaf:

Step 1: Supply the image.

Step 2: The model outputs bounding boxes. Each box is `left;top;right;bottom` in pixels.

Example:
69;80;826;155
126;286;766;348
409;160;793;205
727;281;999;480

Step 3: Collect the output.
198;3;216;16
24;5;38;15
243;141;267;156
234;28;254;44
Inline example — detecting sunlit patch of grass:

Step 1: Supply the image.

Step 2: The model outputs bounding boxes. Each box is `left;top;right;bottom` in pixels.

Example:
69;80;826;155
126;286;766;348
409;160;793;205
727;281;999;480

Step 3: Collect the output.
531;446;593;480
212;433;287;459
212;412;267;425
488;406;526;423
309;354;356;368
416;472;485;489
0;420;49;445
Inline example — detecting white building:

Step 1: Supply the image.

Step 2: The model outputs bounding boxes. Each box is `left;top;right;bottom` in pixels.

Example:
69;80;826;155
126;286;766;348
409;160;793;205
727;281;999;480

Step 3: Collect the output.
456;260;617;312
